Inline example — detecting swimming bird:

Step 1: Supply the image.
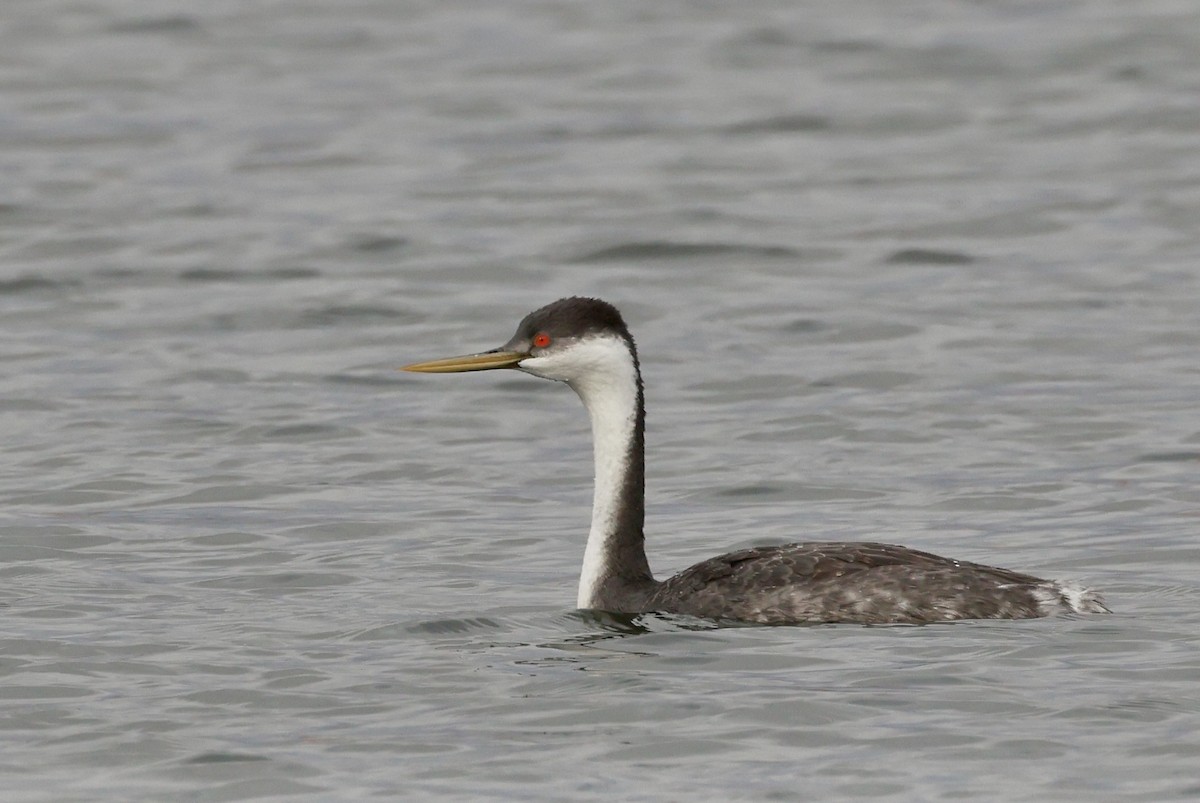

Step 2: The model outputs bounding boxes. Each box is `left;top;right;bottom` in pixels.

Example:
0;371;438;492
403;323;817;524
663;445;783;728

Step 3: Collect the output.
403;297;1108;625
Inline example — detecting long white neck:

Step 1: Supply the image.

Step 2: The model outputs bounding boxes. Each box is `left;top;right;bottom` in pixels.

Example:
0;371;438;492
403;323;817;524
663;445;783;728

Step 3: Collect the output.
518;333;656;610
576;371;639;608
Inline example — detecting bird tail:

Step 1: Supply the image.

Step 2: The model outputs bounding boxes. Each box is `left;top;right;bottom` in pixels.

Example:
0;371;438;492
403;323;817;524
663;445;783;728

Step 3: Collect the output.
1047;581;1110;614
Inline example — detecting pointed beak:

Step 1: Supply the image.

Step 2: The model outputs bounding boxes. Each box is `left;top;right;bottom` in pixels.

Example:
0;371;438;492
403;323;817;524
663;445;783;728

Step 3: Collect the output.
402;349;526;373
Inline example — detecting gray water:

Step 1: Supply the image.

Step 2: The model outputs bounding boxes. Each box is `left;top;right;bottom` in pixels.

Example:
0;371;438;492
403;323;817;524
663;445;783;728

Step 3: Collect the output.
3;1;1199;800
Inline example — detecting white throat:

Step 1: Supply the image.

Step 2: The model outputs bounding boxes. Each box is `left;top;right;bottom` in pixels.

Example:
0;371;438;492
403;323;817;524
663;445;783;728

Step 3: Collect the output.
519;335;642;609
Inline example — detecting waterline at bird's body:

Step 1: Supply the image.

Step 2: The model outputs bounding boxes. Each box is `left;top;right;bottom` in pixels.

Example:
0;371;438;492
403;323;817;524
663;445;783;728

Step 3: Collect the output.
403;297;1108;625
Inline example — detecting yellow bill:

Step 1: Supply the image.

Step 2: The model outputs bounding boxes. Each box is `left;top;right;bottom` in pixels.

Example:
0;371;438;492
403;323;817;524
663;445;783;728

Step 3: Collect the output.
402;350;525;373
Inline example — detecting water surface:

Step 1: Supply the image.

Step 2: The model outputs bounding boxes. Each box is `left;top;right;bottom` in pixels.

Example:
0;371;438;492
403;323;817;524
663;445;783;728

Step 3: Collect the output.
2;1;1199;800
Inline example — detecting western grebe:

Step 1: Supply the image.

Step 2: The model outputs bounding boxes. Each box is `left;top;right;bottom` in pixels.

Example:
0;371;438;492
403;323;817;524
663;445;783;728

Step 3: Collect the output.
403;297;1107;625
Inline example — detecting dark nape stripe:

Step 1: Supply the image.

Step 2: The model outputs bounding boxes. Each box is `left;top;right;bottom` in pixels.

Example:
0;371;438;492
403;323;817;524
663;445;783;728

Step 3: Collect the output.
609;330;654;587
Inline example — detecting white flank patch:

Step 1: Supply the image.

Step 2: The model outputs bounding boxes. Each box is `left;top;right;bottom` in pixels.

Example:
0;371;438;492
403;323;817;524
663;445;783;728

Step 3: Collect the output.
1056;580;1107;614
519;335;641;609
1034;581;1108;615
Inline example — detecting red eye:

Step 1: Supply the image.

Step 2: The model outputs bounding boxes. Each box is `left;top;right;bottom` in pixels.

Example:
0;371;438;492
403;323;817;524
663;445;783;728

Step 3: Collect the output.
532;332;552;348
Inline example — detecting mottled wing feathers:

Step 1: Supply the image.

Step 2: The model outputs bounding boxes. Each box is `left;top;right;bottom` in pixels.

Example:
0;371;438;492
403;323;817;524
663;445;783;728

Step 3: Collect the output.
647;542;1057;624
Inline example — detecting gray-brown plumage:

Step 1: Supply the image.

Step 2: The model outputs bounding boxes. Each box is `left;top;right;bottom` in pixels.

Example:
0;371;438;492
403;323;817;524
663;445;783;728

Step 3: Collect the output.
644;543;1078;624
404;297;1109;625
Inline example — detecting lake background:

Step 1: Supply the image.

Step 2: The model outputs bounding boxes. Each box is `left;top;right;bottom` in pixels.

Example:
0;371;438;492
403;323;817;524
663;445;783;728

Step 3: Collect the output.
2;1;1199;800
